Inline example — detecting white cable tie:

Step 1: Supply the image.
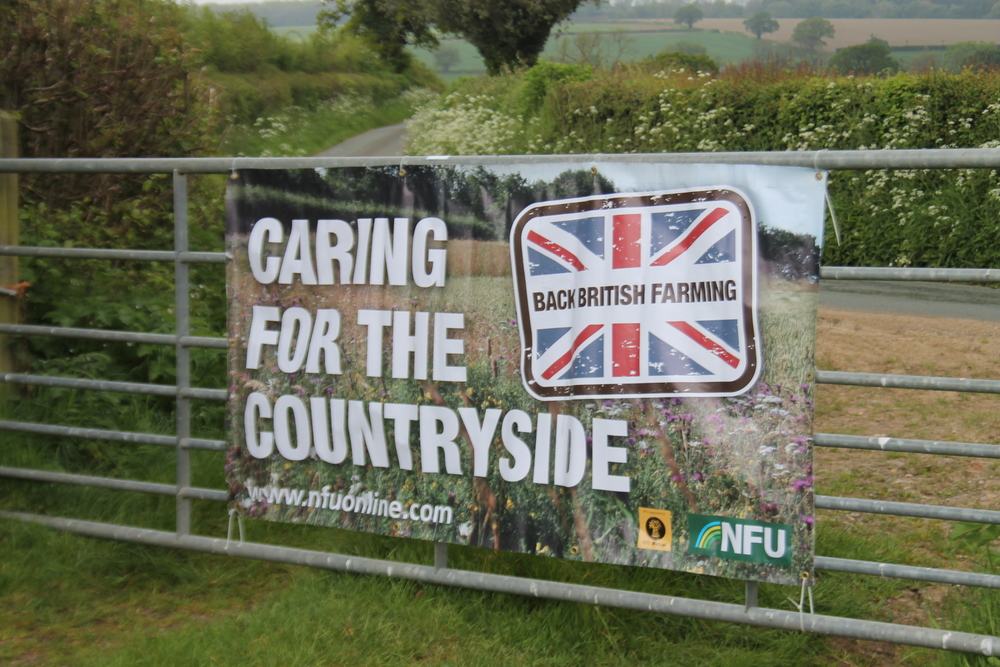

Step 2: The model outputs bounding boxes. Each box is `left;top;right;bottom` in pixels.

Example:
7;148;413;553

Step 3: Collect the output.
799;577;807;632
226;508;244;551
826;191;842;246
813;148;828;171
226;508;235;550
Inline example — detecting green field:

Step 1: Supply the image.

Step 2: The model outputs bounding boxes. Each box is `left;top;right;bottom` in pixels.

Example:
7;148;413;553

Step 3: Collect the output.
273;25;760;79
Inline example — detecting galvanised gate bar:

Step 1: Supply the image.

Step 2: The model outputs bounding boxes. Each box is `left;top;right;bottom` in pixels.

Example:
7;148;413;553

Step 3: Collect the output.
2;149;1000;656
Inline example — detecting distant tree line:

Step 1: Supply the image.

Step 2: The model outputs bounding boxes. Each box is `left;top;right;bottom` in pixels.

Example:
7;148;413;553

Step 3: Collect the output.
572;0;1000;20
220;0;1000;26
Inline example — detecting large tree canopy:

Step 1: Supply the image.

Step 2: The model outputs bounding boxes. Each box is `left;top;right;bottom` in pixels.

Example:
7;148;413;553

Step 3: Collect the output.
431;0;591;75
829;39;899;75
791;16;835;52
672;4;703;29
319;0;438;72
743;11;779;39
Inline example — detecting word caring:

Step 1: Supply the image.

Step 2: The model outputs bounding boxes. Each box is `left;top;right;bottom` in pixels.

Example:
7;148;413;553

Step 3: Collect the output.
247;216;447;287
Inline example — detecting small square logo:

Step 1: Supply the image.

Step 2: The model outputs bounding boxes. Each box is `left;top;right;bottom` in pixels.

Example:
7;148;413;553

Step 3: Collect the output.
637;507;673;552
511;188;759;400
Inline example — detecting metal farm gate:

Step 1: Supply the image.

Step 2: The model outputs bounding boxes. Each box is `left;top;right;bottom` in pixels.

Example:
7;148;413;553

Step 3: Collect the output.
2;150;1000;656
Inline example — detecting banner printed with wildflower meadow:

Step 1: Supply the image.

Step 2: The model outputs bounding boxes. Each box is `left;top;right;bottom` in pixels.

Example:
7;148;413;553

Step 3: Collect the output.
225;162;826;585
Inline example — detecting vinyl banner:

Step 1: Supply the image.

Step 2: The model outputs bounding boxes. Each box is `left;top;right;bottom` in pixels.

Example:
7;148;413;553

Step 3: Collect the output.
225;162;826;585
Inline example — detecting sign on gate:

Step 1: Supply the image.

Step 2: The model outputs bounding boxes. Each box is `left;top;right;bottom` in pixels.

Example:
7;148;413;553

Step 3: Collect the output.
225;162;826;585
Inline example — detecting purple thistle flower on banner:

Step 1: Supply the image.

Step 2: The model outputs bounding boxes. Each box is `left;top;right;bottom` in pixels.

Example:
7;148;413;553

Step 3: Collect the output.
800;383;810;391
792;477;813;492
799;514;815;525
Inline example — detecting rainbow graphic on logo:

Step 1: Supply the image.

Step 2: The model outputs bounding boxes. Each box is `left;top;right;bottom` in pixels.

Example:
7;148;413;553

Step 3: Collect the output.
694;520;723;550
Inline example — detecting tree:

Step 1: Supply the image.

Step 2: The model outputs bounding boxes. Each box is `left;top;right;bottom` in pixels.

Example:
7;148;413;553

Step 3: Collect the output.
791;16;835;53
743;11;779;40
643;50;718;74
0;0;210;205
319;0;438;72
673;3;703;29
944;40;1000;72
431;0;592;75
829;38;899;75
433;44;461;72
552;29;635;69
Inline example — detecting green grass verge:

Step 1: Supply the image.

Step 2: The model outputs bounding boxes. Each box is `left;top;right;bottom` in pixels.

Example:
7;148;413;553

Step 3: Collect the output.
217;90;433;158
1;508;929;666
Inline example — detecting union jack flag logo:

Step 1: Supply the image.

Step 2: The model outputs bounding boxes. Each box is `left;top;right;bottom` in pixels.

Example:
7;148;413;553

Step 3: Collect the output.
511;188;760;400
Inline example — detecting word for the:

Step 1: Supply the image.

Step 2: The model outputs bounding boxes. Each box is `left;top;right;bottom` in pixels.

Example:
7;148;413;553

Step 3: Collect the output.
245;306;466;381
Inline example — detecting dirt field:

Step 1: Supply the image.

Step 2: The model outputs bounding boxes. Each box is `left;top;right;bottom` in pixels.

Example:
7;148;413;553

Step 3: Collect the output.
812;306;1000;665
696;18;1000;50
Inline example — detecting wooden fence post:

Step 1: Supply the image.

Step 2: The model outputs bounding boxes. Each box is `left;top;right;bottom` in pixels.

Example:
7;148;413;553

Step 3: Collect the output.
0;111;18;380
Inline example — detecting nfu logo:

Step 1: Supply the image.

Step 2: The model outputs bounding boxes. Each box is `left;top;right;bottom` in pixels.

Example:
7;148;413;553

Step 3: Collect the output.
510;188;759;400
687;514;792;566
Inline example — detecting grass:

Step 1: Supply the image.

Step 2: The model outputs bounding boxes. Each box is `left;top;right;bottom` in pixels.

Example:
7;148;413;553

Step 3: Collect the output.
0;494;919;666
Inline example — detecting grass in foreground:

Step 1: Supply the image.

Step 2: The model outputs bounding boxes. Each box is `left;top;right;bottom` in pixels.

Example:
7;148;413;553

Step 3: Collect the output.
0;509;919;667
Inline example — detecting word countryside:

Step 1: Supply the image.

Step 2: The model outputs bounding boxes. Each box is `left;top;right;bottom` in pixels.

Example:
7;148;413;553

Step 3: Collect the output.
243;394;631;493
